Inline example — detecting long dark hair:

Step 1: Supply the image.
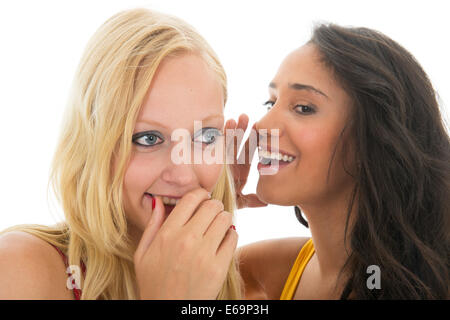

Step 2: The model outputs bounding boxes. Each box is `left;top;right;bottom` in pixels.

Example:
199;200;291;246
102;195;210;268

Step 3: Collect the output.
299;24;450;299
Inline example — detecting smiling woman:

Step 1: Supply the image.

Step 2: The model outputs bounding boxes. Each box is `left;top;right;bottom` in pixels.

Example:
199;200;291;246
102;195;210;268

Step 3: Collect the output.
0;8;241;300
235;23;449;300
121;53;227;245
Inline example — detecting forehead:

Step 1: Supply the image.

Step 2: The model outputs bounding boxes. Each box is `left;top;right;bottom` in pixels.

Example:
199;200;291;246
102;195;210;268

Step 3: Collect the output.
272;44;341;96
136;53;224;130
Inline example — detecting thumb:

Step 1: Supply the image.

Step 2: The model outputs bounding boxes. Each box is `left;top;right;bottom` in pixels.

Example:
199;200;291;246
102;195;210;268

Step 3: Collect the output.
134;195;165;263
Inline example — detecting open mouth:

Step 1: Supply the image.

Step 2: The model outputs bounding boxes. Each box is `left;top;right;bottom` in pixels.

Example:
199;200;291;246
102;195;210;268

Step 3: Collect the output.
144;193;180;215
257;147;296;173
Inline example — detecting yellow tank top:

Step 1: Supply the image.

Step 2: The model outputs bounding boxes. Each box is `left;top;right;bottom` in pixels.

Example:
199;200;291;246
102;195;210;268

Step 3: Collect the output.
279;238;315;300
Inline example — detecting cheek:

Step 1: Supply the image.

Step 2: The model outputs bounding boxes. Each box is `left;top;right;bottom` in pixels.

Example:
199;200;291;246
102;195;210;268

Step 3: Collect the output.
122;154;162;208
291;125;344;185
294;128;335;162
195;163;223;191
293;122;354;189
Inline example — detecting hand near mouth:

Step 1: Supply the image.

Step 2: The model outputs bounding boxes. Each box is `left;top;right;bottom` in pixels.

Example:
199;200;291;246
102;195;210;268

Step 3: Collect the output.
133;188;238;299
225;114;268;209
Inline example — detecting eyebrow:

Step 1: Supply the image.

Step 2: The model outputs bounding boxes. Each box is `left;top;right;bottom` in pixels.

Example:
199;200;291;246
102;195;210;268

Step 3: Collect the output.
136;114;224;129
269;82;329;99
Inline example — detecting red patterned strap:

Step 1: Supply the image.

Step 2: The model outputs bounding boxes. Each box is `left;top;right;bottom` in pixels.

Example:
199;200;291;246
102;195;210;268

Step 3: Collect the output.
49;243;86;300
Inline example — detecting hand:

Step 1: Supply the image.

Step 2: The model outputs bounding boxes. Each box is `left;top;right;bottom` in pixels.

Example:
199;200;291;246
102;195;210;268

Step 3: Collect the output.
133;188;238;299
225;114;268;209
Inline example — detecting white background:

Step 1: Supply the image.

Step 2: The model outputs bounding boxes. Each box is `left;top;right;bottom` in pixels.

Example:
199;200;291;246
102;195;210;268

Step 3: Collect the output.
0;0;448;247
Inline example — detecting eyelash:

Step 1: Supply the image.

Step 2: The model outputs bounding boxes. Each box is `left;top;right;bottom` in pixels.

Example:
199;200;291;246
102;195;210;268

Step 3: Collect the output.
193;127;223;146
132;131;164;147
132;128;222;148
263;100;316;115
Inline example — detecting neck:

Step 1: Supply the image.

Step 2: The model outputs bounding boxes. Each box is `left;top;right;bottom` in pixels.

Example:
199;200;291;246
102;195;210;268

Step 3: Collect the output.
298;185;357;281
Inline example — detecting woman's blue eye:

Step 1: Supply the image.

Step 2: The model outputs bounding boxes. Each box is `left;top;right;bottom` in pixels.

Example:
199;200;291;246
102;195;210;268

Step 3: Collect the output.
294;104;316;115
193;127;222;145
132;131;164;147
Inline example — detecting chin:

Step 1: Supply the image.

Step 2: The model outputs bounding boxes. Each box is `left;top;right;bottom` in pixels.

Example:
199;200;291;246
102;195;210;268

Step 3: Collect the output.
256;181;297;206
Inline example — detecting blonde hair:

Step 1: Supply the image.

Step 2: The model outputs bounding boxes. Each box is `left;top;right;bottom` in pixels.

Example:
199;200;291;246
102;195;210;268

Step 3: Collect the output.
1;8;241;299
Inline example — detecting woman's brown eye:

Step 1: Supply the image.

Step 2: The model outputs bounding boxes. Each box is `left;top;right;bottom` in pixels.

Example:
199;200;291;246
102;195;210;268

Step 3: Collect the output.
294;104;316;115
263;100;275;111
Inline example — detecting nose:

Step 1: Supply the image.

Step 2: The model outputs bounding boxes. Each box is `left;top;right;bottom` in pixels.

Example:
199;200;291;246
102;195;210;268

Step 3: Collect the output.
255;104;284;142
160;162;197;187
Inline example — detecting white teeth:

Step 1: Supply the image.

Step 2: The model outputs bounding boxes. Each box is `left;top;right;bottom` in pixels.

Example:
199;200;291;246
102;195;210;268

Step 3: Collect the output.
257;148;295;163
162;196;178;205
147;193;179;205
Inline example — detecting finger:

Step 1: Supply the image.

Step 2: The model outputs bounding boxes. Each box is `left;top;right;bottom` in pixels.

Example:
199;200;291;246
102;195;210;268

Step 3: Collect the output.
233;114;249;162
163;188;211;228
203;210;234;251
216;227;238;264
236;123;257;166
224;119;237;131
224;119;237;162
234;115;249;157
186;199;225;235
238;194;268;209
227;114;248;161
225;127;236;163
134;196;165;263
236;114;249;132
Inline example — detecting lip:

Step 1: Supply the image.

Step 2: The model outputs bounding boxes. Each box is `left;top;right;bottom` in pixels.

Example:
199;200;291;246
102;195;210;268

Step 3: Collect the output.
257;145;297;158
144;193;177;216
144;193;182;199
257;146;297;175
257;159;294;174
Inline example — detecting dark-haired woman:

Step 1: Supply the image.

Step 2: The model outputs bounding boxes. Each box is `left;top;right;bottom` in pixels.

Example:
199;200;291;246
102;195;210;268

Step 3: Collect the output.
229;24;449;299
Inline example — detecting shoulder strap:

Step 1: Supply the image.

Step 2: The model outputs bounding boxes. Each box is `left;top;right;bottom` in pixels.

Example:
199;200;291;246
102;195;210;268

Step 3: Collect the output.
49;243;86;300
279;238;315;300
51;243;69;268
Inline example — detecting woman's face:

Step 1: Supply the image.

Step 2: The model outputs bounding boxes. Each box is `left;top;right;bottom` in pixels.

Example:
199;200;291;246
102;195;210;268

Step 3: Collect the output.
256;44;356;206
122;53;225;235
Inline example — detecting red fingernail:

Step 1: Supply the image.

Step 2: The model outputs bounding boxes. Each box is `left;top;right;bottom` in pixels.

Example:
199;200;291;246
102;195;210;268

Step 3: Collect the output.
152;196;156;210
230;225;236;231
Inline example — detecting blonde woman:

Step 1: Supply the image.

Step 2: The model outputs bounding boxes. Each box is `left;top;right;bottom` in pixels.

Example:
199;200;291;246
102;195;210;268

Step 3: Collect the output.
0;8;240;300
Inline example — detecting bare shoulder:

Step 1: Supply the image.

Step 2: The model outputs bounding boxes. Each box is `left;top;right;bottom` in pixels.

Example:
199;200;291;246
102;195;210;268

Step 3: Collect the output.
0;231;74;299
237;237;310;299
